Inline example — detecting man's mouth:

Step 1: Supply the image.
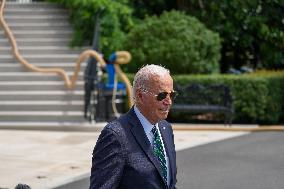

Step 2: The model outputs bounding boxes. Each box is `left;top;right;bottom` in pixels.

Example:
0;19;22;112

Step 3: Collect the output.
159;107;169;112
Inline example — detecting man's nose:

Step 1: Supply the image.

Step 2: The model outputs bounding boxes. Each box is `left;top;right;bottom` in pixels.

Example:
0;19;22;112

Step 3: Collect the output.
162;94;172;105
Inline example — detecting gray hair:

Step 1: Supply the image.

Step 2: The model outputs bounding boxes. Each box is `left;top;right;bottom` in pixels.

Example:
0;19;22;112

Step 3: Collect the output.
132;64;170;99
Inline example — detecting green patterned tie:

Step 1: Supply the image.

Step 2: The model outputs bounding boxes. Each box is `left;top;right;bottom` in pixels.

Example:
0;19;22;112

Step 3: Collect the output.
152;125;167;182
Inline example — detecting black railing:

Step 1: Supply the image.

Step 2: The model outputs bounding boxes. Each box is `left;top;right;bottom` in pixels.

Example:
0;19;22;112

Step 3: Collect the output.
84;10;106;122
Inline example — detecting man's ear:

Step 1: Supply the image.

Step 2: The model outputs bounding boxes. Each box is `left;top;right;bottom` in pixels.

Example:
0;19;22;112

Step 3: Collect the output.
135;89;143;102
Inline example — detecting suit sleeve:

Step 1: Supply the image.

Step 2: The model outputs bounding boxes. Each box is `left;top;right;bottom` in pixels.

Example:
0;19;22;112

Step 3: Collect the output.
168;122;178;189
90;127;125;189
172;129;178;189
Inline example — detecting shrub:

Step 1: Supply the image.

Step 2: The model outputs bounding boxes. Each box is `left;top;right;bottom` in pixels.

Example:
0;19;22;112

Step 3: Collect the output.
171;72;284;124
123;11;221;74
126;71;284;124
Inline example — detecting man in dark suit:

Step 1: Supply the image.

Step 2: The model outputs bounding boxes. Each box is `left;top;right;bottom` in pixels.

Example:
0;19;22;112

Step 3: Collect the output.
90;64;178;189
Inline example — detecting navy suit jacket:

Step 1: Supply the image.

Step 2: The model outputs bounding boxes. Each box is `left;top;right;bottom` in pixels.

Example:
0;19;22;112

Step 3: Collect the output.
90;107;177;189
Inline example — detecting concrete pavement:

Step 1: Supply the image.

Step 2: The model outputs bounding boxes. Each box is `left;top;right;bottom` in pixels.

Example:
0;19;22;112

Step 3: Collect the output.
176;131;284;189
0;123;252;189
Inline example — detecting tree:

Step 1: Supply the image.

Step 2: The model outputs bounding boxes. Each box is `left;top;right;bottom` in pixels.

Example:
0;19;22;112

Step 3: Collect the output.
177;0;284;72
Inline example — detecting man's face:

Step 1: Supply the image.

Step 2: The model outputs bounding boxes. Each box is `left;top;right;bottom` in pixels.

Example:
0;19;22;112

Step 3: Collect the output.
136;74;174;124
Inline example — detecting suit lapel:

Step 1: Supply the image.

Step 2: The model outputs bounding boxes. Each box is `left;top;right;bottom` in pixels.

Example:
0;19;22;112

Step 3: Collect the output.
158;122;175;186
128;108;167;186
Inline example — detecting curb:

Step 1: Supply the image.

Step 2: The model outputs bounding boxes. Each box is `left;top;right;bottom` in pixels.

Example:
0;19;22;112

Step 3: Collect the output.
0;123;283;132
173;125;284;132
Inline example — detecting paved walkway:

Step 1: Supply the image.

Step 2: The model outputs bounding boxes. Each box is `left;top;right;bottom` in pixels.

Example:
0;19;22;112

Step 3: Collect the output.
0;124;262;189
176;132;284;189
0;123;251;189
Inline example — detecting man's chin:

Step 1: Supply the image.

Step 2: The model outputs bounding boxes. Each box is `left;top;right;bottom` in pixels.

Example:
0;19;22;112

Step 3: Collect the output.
159;112;169;120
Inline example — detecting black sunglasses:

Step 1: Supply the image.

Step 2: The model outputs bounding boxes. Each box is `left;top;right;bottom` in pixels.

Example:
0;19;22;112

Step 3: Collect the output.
142;89;178;101
155;91;178;101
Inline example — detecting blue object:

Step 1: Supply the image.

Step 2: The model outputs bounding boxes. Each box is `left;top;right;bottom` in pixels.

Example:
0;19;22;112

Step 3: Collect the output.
104;53;126;91
108;53;117;63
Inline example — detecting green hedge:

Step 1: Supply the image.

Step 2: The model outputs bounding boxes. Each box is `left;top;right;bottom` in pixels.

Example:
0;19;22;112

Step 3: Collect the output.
126;72;284;124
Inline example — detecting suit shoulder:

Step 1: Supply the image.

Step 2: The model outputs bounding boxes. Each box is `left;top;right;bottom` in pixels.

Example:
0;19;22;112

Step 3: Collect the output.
161;120;172;127
104;117;128;136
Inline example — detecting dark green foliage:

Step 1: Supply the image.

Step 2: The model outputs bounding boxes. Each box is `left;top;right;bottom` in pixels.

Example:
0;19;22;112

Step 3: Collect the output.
129;0;177;19
123;11;221;74
179;0;284;71
46;0;283;72
47;0;133;56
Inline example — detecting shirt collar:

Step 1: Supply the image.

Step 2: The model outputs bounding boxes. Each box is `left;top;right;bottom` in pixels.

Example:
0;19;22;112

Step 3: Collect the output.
134;106;157;135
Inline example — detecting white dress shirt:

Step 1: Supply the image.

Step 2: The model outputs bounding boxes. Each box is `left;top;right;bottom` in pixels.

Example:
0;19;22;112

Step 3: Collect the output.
134;106;170;186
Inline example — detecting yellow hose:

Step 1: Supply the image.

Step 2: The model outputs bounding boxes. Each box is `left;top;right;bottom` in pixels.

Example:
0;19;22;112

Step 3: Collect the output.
0;0;106;89
113;51;134;108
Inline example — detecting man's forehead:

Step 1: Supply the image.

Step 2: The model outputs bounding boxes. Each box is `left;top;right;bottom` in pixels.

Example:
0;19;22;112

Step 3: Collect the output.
149;75;173;89
151;73;171;80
